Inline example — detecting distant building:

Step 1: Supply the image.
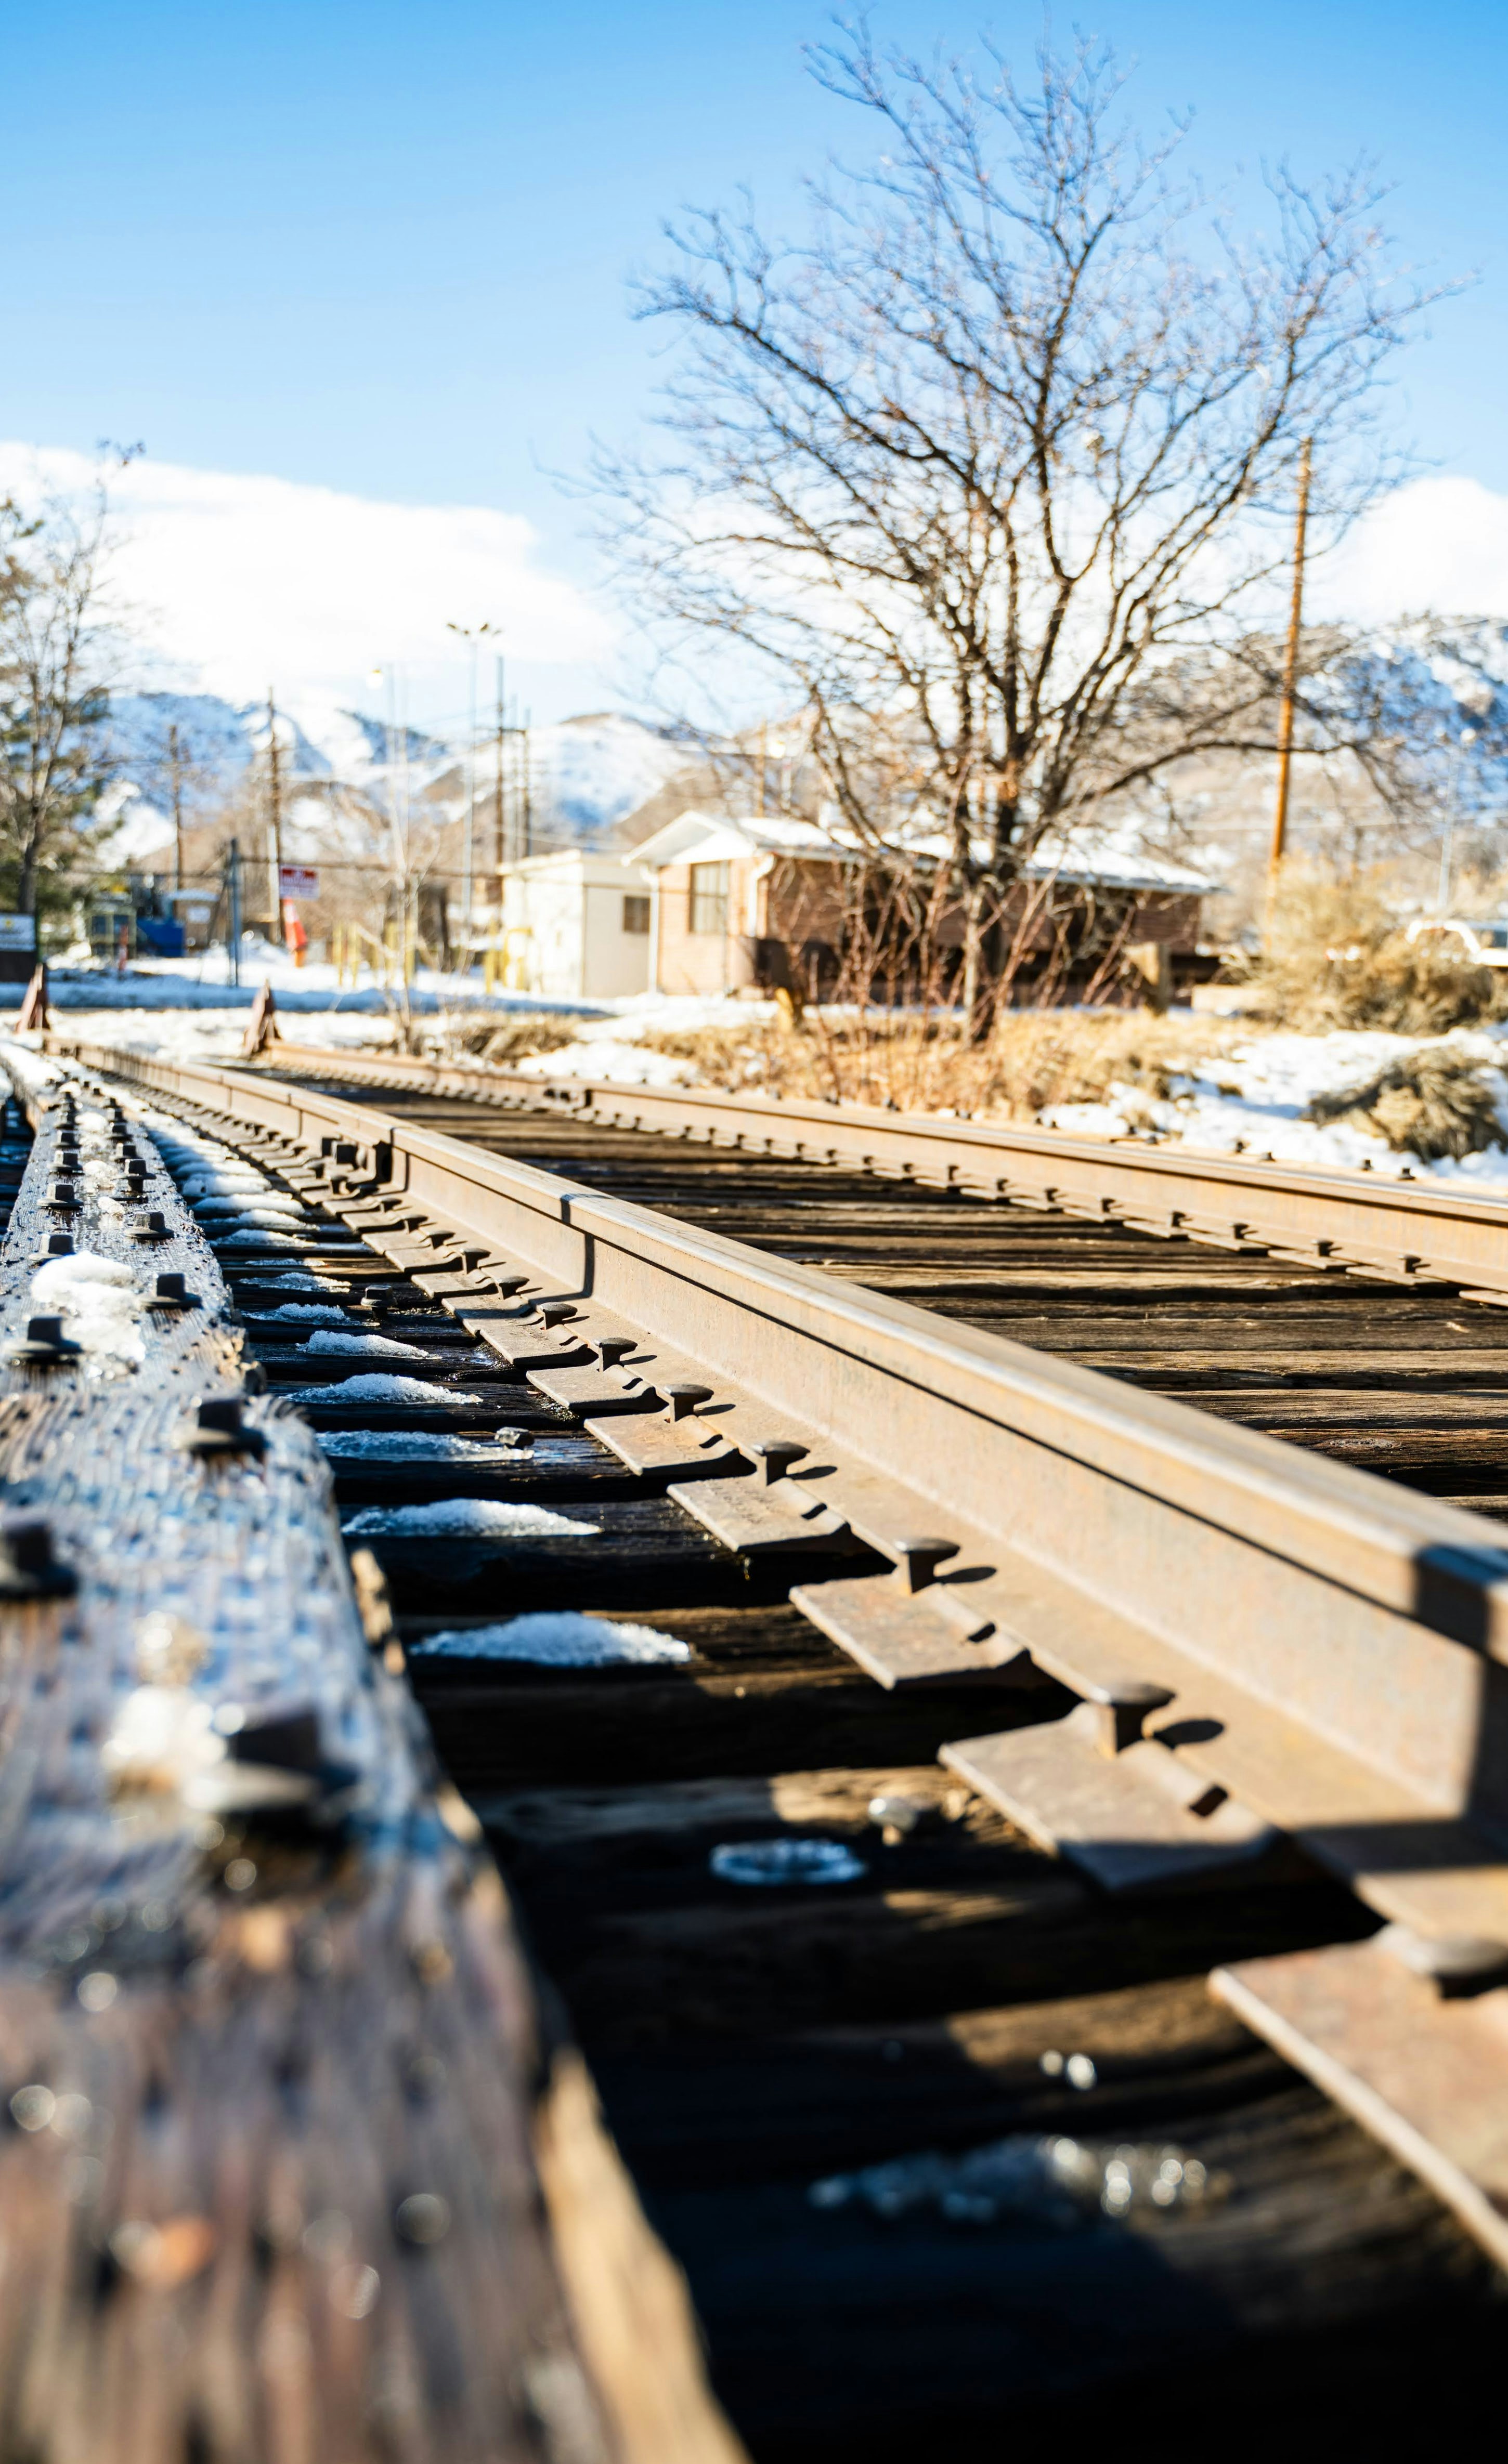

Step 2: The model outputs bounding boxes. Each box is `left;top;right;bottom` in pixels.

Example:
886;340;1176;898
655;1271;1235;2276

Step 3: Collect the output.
631;809;1216;1001
493;848;652;999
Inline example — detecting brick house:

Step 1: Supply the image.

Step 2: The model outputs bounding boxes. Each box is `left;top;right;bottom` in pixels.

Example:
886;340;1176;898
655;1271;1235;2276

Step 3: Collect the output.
630;810;1214;1001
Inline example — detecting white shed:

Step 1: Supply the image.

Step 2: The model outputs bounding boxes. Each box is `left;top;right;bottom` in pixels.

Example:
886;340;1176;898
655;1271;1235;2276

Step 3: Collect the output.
496;849;652;999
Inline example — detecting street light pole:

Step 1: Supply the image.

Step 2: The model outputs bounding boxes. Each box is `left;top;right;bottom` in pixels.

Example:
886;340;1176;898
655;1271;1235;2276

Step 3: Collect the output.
1438;725;1480;916
446;620;500;979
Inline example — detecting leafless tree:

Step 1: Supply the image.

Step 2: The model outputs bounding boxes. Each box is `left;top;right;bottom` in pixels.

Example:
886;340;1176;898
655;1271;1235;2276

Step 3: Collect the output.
0;490;119;920
596;22;1450;1026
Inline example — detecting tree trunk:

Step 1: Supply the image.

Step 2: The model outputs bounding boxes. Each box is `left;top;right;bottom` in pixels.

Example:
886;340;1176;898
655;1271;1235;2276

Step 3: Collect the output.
966;895;1007;1044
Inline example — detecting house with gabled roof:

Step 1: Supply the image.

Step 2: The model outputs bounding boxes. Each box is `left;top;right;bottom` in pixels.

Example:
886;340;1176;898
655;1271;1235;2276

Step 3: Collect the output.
629;808;1217;1002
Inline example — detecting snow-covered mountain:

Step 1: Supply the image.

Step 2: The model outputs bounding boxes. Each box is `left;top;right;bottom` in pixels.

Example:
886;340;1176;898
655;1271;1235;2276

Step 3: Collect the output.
98;693;699;863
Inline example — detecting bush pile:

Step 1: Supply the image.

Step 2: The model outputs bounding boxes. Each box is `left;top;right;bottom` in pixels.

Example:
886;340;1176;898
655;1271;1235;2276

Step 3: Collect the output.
1250;864;1508;1034
1307;1045;1506;1160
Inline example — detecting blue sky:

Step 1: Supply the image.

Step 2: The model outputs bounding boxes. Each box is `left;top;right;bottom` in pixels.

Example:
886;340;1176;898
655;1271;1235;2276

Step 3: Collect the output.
3;1;1507;726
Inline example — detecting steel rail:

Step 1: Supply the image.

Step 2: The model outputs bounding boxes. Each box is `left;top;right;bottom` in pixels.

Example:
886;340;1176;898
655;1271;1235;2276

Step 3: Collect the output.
45;1034;1508;2271
245;1034;1508;1300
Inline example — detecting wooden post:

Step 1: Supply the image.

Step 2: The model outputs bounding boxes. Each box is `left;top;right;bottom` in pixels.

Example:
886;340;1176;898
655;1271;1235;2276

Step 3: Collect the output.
1266;438;1313;920
16;963;48;1033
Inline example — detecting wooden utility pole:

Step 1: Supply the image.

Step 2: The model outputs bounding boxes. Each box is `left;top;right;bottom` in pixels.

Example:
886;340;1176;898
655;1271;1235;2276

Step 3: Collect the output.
495;663;506;882
1267;437;1313;909
266;690;284;937
168;723;185;892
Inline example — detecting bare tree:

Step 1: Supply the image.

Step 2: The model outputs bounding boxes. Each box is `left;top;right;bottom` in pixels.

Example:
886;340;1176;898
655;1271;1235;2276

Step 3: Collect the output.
597;23;1448;1026
0;490;118;920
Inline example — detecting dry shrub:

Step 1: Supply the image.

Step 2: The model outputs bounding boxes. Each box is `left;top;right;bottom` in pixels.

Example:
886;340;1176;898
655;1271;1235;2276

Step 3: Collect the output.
1306;1045;1506;1160
634;1008;1248;1121
1251;863;1508;1033
434;1015;584;1067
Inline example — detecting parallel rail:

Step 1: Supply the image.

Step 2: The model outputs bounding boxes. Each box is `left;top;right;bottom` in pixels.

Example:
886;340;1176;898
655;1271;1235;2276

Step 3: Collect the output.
37;1034;1508;2287
250;1034;1508;1298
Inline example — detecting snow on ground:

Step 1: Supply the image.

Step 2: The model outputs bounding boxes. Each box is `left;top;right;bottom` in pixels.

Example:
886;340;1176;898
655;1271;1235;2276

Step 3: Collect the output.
1042;1023;1508;1194
513;1036;700;1087
1;940;608;1017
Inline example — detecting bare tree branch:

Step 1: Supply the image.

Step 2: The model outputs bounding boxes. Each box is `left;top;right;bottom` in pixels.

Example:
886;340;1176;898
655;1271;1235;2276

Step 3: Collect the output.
590;20;1454;1022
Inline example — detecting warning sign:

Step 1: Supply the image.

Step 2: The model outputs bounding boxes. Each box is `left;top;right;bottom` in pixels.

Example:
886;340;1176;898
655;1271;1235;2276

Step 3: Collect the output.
278;866;319;899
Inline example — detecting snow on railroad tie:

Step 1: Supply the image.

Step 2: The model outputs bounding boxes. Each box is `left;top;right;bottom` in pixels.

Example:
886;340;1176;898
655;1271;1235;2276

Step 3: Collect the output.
319;1429;532;1459
304;1328;428;1357
282;1371;491;1404
342;1499;599;1538
408;1611;690;1664
261;1303;361;1322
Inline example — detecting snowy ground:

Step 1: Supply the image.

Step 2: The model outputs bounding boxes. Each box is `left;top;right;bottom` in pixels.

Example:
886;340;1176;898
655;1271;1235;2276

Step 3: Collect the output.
0;940;609;1018
1040;1024;1508;1193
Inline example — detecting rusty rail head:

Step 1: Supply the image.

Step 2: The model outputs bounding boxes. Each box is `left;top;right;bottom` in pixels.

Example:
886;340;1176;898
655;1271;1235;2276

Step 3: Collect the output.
44;1036;1508;1873
232;1034;1508;1299
43;1034;1508;2289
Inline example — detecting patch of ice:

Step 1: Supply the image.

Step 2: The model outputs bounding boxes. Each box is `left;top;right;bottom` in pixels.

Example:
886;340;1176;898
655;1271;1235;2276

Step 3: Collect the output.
194;1203;306;1226
341;1500;597;1537
319;1430;532;1459
217;1228;311;1248
249;1272;347;1291
710;1839;867;1886
261;1303;355;1322
409;1612;688;1663
809;2133;1218;2226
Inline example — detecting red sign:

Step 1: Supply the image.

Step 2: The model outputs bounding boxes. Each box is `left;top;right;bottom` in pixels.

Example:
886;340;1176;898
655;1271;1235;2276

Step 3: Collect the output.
279;865;319;899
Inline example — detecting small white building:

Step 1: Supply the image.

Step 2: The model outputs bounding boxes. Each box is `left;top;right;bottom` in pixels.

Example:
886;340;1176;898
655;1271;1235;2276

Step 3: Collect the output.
495;848;652;999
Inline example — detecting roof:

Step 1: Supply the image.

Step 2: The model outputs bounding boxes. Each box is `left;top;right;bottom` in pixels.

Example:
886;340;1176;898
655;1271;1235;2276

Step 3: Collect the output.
631;807;1216;897
629;809;844;868
498;846;644;882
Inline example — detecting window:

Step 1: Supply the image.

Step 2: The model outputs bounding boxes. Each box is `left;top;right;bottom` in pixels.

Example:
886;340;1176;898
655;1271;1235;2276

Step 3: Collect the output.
622;894;650;935
689;860;730;937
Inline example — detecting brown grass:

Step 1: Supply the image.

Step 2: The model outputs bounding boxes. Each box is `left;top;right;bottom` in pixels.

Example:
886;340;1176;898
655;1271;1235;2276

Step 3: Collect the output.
429;1014;585;1067
634;1008;1250;1121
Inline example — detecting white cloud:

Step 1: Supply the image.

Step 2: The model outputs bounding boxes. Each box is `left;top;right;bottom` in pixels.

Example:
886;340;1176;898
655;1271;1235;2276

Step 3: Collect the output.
0;443;613;728
1317;475;1508;627
6;444;1505;738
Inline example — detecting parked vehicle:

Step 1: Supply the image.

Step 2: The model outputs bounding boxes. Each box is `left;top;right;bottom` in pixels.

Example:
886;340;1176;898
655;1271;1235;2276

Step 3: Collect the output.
1405;917;1508;969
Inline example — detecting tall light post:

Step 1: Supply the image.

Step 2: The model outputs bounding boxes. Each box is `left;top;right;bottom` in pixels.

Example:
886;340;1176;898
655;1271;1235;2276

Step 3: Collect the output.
1438;725;1480;917
446;620;501;967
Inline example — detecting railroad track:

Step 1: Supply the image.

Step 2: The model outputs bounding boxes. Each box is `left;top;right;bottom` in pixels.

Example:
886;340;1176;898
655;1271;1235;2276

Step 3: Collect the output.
10;1031;1508;2459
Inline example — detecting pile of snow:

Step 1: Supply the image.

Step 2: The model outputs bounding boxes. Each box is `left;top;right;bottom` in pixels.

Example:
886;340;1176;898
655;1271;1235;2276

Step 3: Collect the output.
286;1372;488;1405
31;1248;144;1367
341;1500;597;1538
306;1328;426;1357
514;1036;698;1088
